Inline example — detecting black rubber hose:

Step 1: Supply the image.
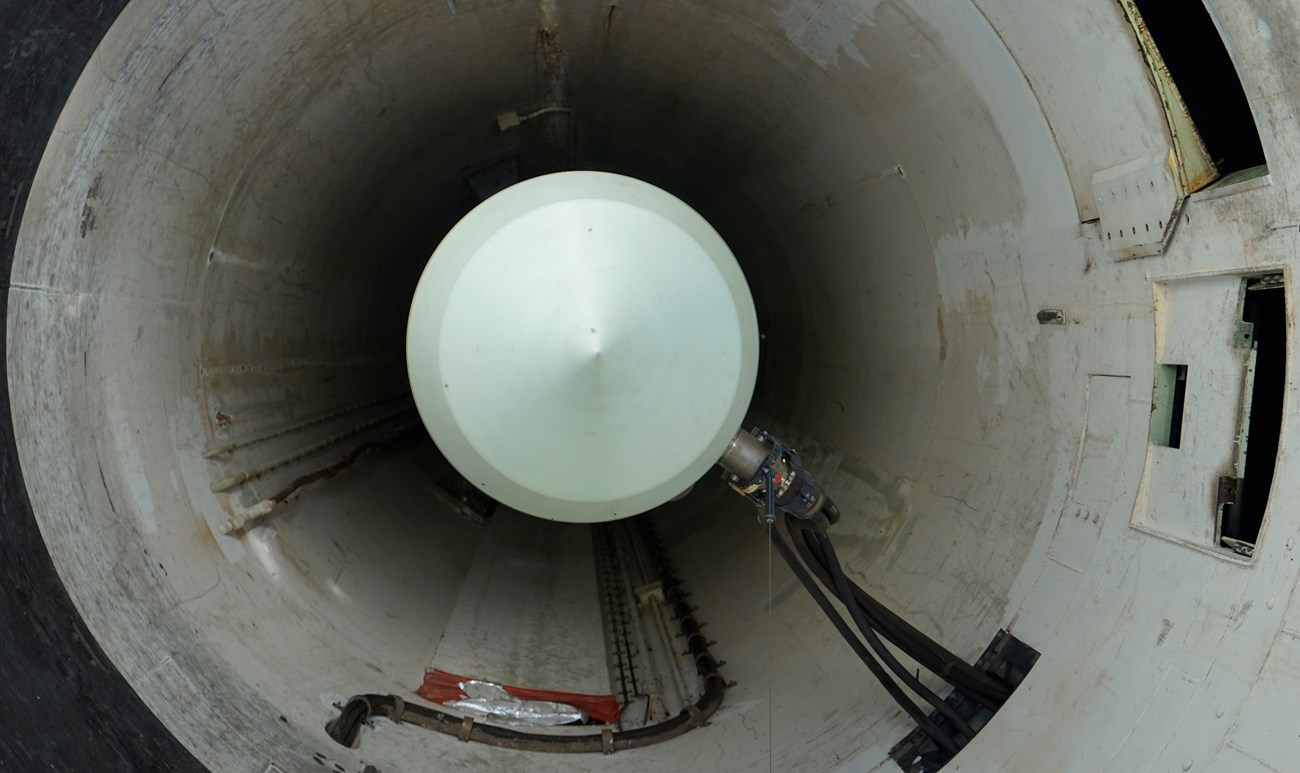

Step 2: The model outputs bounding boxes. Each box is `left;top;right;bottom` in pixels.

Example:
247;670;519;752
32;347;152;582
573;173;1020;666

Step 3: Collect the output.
775;518;977;738
785;520;962;681
768;526;897;683
785;517;1010;710
792;522;1008;710
768;524;961;757
809;530;977;743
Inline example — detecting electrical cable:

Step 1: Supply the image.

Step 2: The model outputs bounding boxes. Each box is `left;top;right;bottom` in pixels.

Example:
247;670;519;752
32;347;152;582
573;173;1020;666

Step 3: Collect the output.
785;516;1009;710
786;522;1003;709
790;527;947;667
767;522;961;757
717;428;1011;713
810;529;977;743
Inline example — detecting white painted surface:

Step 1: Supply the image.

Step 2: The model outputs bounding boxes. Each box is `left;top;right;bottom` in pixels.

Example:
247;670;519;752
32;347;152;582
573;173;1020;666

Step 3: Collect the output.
407;172;759;523
1092;150;1184;258
972;0;1181;222
1133;272;1260;552
431;510;609;693
8;0;1300;772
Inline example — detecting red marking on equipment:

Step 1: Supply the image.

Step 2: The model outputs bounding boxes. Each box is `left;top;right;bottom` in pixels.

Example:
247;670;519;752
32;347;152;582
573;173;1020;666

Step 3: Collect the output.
418;669;622;724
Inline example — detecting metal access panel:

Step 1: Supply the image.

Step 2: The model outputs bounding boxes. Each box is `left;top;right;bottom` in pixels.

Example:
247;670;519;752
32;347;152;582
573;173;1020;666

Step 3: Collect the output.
1130;271;1266;559
1092;150;1184;260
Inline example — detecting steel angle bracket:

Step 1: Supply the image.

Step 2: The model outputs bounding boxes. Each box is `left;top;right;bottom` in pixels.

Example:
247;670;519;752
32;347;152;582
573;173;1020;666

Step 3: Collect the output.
1092;149;1185;260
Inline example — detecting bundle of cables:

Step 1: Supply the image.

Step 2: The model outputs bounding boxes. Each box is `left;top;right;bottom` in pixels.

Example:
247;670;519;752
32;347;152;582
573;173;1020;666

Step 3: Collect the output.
770;510;1013;757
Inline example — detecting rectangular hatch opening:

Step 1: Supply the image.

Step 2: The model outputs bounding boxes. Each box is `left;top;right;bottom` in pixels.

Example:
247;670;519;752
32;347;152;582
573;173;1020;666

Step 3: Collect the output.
1150;364;1188;449
1130;0;1266;182
1219;274;1286;554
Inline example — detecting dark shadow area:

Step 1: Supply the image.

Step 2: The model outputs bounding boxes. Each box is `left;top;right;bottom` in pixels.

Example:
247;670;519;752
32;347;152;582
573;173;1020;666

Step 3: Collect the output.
1134;0;1266;176
1223;279;1286;546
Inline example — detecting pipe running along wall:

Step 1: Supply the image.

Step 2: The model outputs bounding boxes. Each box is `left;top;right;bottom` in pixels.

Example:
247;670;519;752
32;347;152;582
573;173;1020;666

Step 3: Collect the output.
5;0;1300;771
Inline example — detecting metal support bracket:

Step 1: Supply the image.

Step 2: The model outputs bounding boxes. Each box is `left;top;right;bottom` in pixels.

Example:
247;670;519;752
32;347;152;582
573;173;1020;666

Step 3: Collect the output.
1092;150;1185;260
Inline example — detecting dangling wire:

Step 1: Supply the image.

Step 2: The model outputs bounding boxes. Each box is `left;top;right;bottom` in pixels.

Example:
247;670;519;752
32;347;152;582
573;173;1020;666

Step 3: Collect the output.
767;519;774;773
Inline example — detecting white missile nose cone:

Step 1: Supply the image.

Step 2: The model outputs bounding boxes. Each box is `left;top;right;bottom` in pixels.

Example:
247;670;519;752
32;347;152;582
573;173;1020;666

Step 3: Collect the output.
406;171;759;523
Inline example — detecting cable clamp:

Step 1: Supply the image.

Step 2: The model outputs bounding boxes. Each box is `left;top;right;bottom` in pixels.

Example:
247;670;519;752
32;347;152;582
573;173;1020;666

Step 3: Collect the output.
685;702;707;727
389;695;406;724
458;716;474;742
